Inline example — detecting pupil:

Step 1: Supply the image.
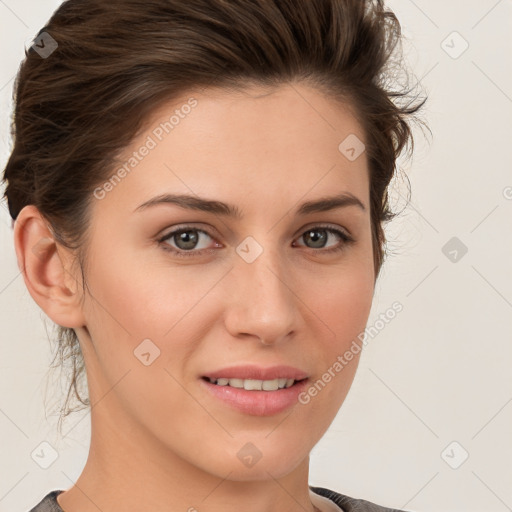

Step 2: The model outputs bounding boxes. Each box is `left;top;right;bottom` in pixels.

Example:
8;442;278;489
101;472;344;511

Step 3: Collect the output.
306;229;326;248
177;230;198;250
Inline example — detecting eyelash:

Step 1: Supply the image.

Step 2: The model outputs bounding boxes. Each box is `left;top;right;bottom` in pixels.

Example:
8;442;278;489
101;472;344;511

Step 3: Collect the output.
157;224;355;259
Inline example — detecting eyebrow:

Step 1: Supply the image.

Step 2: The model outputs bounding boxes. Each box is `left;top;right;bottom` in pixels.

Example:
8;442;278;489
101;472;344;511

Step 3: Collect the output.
133;192;366;217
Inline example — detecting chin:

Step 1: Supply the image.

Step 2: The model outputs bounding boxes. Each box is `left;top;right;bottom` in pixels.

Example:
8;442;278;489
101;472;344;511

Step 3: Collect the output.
220;441;308;482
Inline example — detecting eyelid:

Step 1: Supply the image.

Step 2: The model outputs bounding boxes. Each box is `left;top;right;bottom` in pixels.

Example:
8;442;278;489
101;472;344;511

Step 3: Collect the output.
157;222;220;239
296;221;353;239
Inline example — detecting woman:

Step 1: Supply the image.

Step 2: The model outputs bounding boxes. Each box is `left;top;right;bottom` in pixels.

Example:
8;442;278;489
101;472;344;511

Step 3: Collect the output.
2;0;427;511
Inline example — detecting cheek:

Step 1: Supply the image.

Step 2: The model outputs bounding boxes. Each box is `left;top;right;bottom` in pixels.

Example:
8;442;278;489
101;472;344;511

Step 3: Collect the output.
311;258;375;344
85;248;207;334
301;251;374;407
82;250;231;384
298;266;373;422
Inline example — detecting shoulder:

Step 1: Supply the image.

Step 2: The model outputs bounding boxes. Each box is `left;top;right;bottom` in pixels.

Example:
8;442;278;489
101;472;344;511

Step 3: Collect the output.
310;485;414;512
28;490;64;512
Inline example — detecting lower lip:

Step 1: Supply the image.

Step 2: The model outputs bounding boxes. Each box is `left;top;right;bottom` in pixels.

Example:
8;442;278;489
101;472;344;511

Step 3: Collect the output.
199;378;310;416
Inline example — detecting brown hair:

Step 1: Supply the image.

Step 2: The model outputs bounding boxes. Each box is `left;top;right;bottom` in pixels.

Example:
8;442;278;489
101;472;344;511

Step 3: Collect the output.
2;0;428;427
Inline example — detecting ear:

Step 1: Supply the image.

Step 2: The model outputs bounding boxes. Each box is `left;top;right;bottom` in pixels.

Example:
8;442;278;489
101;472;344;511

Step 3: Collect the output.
13;205;87;329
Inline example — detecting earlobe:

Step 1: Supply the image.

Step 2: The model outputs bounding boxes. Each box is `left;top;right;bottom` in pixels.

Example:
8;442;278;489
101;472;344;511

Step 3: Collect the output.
13;205;87;329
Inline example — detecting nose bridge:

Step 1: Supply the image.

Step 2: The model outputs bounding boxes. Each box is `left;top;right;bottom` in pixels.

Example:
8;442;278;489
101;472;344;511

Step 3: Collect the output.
225;235;297;343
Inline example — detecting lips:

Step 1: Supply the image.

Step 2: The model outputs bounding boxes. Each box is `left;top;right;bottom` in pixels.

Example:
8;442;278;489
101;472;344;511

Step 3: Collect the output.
199;364;310;415
200;375;310;416
201;364;309;382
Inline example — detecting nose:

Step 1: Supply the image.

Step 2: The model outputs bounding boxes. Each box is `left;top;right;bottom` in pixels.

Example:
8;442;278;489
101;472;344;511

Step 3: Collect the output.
223;243;298;346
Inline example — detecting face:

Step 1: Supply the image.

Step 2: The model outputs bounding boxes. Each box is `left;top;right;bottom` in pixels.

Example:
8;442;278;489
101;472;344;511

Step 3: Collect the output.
75;82;375;481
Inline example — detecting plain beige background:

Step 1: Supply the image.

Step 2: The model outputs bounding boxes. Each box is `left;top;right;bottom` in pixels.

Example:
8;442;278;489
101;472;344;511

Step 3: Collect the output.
1;1;511;511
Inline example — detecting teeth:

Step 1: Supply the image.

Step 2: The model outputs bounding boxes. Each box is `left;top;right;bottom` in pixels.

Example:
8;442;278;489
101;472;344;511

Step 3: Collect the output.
230;378;244;388
208;377;297;390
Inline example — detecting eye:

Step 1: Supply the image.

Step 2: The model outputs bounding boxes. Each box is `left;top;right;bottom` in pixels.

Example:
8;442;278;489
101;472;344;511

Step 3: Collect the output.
158;227;219;257
293;225;354;254
157;224;355;258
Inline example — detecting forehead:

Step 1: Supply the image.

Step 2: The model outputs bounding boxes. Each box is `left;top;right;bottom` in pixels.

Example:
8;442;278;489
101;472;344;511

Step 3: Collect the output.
96;82;369;216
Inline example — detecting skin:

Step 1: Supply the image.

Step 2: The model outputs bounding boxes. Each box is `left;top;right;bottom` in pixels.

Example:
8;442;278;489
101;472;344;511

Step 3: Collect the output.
14;82;375;512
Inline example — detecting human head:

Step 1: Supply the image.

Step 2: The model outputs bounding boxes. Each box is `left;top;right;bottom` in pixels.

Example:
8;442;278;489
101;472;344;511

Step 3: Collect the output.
2;0;426;437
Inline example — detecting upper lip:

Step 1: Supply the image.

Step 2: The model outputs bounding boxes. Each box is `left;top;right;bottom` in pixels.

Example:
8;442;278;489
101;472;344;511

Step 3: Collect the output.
202;365;309;381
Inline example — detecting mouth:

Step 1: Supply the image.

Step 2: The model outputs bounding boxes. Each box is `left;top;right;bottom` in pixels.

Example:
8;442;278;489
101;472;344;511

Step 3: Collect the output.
199;364;310;415
201;376;307;391
199;374;310;416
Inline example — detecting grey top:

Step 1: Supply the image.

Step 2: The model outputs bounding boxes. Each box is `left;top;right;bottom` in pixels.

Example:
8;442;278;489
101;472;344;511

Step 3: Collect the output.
28;487;411;512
